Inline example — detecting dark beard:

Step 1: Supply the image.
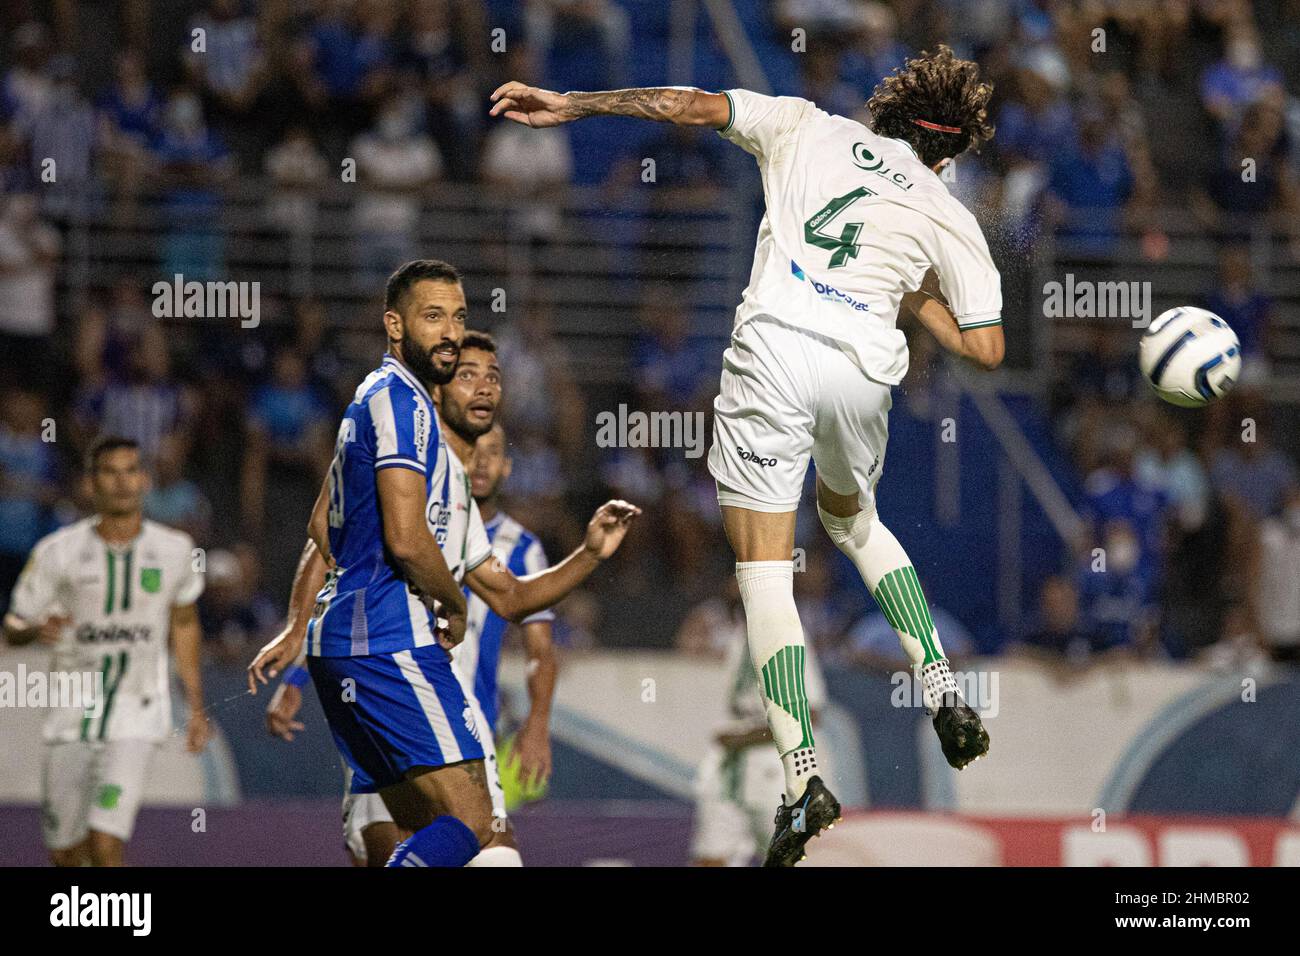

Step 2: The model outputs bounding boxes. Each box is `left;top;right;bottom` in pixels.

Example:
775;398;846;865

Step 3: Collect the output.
399;336;455;387
442;401;493;444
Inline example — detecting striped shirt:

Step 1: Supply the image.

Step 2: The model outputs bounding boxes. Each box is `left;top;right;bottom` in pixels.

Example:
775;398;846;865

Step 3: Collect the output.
307;356;492;657
456;512;554;732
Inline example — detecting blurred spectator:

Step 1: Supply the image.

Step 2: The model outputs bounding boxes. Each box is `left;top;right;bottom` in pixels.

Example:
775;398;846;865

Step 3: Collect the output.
1081;424;1168;579
240;349;333;538
263;124;328;233
96;49;163;207
1076;518;1156;654
0;387;58;613
1204;245;1273;378
1199;19;1284;131
631;285;716;414
154;89;233;279
846;604;973;672
18;55;97;218
1254;485;1300;663
184;0;266;164
143;433;213;542
74;322;195;465
198;544;279;663
837;2;910;100
0;192;60;388
526;0;630;90
349;88;442;285
305;0;397;145
1133;410;1210;528
2;22;53;124
1209;414;1299;520
1194;99;1298;243
1019;575;1099;663
406;0;483;182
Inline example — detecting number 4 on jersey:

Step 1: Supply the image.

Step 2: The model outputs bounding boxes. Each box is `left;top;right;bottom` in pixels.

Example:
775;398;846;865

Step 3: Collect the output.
804;186;874;269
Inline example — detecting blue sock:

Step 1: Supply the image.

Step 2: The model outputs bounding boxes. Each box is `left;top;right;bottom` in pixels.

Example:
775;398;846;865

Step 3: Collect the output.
385;815;479;868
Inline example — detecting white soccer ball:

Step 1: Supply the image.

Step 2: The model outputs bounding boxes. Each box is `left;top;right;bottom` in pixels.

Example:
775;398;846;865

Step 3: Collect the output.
1138;306;1241;408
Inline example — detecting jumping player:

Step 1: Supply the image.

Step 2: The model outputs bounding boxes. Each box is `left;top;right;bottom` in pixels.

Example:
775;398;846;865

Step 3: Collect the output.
491;45;1000;865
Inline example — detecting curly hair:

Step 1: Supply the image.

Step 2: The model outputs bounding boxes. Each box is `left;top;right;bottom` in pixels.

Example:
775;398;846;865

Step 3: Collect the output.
866;45;994;168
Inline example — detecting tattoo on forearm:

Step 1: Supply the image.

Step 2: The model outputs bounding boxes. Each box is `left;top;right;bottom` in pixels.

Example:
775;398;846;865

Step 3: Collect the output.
566;88;698;123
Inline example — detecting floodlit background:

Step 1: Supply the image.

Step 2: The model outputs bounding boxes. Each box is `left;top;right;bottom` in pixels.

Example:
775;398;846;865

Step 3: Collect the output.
0;0;1298;865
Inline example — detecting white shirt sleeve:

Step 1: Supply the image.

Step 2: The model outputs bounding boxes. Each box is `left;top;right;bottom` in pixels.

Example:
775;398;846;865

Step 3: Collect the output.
718;89;816;162
930;215;1003;329
8;536;60;622
173;535;205;606
464;500;493;574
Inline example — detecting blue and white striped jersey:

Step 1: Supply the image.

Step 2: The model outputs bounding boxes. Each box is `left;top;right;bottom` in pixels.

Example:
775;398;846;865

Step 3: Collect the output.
456;512;554;731
307;356;492;657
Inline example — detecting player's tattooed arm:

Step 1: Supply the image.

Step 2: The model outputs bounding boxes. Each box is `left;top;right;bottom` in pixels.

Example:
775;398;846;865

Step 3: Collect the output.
490;82;730;129
465;500;641;622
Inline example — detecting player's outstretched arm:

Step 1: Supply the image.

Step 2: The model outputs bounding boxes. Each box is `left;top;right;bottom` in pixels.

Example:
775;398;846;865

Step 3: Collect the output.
512;619;557;787
902;288;1004;371
490;82;729;129
247;537;328;693
465;500;641;623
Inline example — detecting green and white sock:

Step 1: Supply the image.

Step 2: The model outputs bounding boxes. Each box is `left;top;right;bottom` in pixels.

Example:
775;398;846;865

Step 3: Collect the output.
819;504;958;708
735;560;818;803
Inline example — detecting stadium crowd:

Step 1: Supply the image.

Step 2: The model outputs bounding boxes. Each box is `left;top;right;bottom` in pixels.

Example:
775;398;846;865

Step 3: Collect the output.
1;0;1298;674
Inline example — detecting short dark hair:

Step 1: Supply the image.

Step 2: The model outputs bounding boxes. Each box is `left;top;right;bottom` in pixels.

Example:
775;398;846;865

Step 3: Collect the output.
460;329;497;354
866;45;994;168
385;259;463;312
86;435;140;472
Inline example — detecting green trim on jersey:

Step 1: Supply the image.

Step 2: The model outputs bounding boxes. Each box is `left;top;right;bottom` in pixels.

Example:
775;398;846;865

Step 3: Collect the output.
96;651;129;741
121;549;133;611
957;317;1003;330
719;90;735;134
104;551;115;615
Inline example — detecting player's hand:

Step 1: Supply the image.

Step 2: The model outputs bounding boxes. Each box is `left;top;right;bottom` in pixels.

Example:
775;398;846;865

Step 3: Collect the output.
247;627;306;695
583;500;642;560
489;81;574;127
510;720;552;789
435;608;467;652
266;681;305;741
36;614;70;645
186;708;212;753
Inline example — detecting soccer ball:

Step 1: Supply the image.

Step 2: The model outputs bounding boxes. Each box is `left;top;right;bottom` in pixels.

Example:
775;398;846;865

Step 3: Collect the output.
1138;307;1240;408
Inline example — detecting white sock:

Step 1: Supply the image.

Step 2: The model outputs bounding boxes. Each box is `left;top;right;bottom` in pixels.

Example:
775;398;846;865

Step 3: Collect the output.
466;845;523;867
818;505;948;675
735;560;818;803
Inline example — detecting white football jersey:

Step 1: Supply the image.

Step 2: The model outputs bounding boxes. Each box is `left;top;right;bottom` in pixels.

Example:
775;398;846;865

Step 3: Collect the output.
9;517;204;743
429;440;493;586
718;89;1003;385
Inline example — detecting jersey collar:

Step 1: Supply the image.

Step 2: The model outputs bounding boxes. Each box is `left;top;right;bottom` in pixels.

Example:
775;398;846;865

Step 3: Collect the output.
381;354;435;407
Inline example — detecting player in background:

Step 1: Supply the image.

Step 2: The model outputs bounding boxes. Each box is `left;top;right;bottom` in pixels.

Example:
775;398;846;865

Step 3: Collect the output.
682;580;829;866
464;421;557;793
4;436;210;866
491;45;1000;865
249;260;638;867
266;333;557;867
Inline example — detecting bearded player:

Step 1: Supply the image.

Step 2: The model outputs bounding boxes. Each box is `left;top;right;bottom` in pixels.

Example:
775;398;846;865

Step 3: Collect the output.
248;260;637;867
492;46;1000;865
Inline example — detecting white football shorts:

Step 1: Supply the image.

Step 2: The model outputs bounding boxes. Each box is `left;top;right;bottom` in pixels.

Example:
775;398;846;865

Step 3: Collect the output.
708;316;892;513
41;739;157;849
690;741;786;866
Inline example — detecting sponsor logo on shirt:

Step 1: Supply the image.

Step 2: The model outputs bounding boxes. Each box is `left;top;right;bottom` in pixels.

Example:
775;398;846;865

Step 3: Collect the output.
76;623;153;644
791;260;871;312
851;142;915;190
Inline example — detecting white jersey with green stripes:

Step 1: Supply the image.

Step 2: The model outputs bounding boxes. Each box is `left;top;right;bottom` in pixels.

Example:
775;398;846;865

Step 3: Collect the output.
717;89;1003;386
9;516;204;743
